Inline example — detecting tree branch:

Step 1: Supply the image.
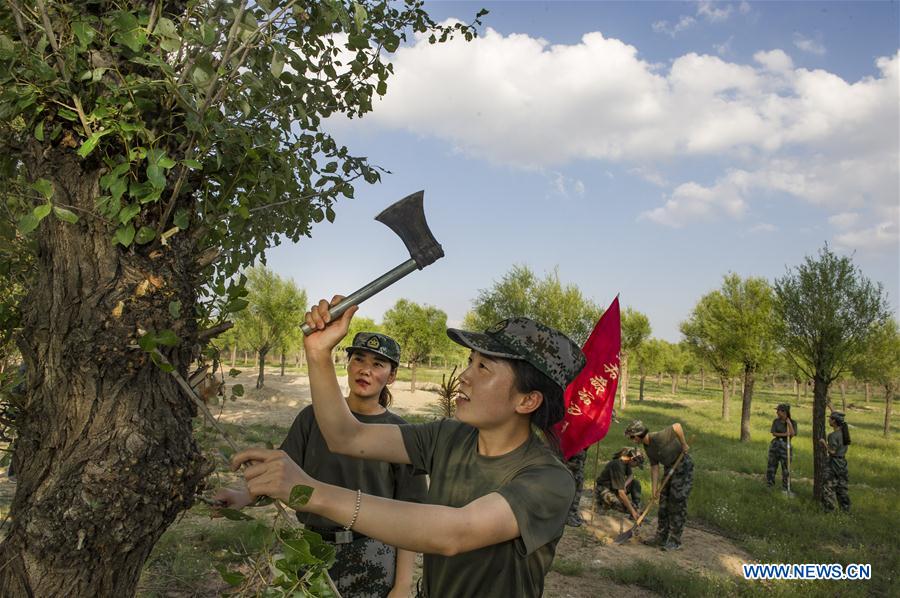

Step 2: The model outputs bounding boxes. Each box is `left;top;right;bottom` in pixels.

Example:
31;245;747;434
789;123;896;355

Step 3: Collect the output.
35;0;68;81
198;321;233;342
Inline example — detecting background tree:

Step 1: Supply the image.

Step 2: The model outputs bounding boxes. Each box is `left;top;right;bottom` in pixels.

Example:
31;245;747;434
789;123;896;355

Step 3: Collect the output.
465;264;602;345
774;245;890;499
852;319;900;437
661;341;687;395
619;307;651;411
0;2;481;594
632;338;664;402
232;267;305;389
382;299;447;391
682;292;740;420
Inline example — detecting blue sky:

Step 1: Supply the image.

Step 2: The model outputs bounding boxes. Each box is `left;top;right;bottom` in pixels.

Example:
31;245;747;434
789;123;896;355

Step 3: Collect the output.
267;1;899;341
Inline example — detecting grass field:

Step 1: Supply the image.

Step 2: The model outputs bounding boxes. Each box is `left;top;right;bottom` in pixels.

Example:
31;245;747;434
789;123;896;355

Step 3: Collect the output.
133;369;897;597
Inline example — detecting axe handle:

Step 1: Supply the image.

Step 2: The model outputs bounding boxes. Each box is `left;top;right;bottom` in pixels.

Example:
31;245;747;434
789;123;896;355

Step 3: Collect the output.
633;450;685;528
301;258;419;336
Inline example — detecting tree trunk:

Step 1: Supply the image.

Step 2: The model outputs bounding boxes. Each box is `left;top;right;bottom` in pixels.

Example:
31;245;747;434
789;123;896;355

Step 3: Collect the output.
772;372;778;392
739;365;755;442
657;372;662;385
700;367;705;391
0;151;205;596
670;374;677;394
885;383;894;438
410;362;417;392
683;373;689;389
812;375;829;500
639;375;646;401
840;381;846;411
619;354;628;411
243;350;248;365
230;345;237;369
720;376;730;420
794;378;800;403
280;350;286;376
256;348;268;389
865;382;870;404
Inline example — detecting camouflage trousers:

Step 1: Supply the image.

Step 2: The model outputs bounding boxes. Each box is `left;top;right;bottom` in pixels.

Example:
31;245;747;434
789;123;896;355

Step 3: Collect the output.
822;458;851;513
595;480;642;514
766;438;794;489
657;454;693;543
565;450;587;523
329;536;396;598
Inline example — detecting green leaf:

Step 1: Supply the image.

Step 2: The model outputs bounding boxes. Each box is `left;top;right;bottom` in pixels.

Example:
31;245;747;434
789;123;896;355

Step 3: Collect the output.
115;223;135;246
231;383;244;397
34;121;44;141
138;332;157;352
270;52;285;78
215;564;246;587
157;156;176;169
182;159;202;170
147;164;166;189
57;108;78;122
155;329;180;347
228;368;241;377
53;206;79;223
218;507;254;521
72;22;97;48
173;208;189;230
226;298;249;313
353;2;368;32
135;226;156;244
118;203;141;225
32;179;54;200
77;130;110;158
286;484;314;510
168;300;182;318
149;351;175;372
17;212;40;234
34;203;52;220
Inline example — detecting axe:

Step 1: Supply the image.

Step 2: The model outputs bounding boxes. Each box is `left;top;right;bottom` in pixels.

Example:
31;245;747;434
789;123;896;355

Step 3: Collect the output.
300;190;444;335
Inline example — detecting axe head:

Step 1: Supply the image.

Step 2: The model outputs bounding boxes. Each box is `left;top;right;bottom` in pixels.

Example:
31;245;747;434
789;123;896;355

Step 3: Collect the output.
376;190;444;269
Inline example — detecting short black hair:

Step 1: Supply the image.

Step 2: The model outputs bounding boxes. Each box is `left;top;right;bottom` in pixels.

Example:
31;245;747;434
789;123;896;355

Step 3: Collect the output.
506;358;564;451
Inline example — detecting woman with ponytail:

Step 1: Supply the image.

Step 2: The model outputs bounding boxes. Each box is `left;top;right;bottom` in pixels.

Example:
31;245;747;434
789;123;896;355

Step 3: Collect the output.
766;404;797;490
819;411;851;513
215;331;427;598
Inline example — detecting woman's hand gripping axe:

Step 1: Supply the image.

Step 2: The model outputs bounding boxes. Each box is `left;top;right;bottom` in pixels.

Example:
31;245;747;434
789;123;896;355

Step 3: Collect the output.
300;190;444;335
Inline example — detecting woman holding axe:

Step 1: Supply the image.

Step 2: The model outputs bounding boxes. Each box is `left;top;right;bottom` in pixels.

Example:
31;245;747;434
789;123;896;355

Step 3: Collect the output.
230;299;585;597
626;420;693;551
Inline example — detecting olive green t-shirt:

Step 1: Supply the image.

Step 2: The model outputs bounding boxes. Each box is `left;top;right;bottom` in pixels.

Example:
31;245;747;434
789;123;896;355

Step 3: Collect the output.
646;426;682;468
400;419;575;598
770;418;797;437
280;405;427;529
827;430;848;458
597;458;632;491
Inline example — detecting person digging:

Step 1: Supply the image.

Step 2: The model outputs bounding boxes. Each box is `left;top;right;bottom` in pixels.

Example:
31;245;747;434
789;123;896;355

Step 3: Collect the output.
626;420;693;551
594;447;644;521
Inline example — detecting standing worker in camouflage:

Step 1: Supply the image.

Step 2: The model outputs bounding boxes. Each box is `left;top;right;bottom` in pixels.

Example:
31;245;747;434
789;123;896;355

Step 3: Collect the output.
626;420;692;551
565;449;588;526
216;331;427;598
819;412;851;513
766;404;797;490
594;447;643;520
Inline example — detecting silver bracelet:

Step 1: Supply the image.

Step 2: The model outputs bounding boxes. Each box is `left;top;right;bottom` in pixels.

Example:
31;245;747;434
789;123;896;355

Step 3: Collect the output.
345;489;362;531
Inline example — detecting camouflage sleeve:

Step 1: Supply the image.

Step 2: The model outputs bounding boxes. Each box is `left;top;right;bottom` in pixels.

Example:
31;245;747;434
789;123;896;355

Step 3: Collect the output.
497;464;575;556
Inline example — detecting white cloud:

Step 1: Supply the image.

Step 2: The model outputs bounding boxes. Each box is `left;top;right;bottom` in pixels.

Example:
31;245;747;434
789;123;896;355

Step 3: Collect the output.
548;172;586;199
739;1;751;15
829;212;860;229
351;28;898;250
749;223;777;233
714;36;734;56
697;1;734;22
793;33;826;55
652;16;696;37
834;220;899;251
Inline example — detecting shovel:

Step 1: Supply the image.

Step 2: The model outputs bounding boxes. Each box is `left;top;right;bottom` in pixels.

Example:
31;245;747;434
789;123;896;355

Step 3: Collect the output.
614;451;686;545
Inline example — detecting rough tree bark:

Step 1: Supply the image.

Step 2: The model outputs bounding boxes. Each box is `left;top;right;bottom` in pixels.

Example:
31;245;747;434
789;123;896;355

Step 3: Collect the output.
739;365;755;442
720;376;730;420
256;347;269;389
812;375;829;500
0;149;206;596
638;375;646;401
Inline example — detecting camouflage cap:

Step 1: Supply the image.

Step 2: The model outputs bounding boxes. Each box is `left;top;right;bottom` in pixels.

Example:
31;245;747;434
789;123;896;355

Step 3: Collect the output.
829;411;846;424
446;317;586;391
776;403;790;412
345;332;401;366
624;420;648;437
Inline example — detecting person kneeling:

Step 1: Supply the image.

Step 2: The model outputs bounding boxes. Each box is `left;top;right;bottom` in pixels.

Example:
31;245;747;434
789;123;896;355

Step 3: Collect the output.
594;447;643;521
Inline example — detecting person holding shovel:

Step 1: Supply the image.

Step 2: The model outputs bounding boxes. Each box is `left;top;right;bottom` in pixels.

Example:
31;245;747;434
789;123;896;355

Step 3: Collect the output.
215;331;427;598
230;300;585;597
594;447;643;520
626;420;692;551
766;403;797;491
819;411;851;513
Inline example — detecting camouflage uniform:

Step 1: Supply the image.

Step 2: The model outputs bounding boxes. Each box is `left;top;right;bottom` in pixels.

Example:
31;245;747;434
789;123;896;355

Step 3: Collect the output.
822;428;850;513
657;454;693;544
766;408;796;490
565;450;587;526
329;536;396;598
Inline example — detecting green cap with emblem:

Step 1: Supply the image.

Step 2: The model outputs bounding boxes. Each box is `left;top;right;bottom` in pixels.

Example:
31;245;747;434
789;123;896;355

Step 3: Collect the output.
345;331;401;366
446;317;586;391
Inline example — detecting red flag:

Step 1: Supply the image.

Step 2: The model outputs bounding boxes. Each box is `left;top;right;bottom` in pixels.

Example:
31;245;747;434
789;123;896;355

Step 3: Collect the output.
556;296;621;460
